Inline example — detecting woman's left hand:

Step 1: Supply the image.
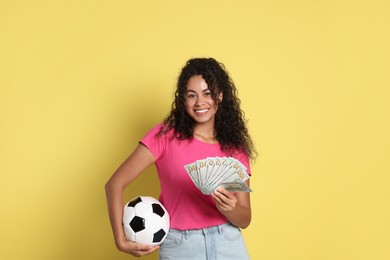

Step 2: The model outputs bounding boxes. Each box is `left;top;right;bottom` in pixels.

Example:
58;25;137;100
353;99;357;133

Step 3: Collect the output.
211;187;237;213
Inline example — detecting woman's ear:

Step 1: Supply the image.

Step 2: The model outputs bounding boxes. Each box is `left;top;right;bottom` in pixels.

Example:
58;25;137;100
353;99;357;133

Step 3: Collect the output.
218;92;223;103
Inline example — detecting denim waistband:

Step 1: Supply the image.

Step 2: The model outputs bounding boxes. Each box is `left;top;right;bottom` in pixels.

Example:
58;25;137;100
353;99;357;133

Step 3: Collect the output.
169;223;232;237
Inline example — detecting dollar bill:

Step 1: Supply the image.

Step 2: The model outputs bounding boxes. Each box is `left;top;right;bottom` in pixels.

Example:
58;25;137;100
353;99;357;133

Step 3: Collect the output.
184;156;252;195
217;182;252;192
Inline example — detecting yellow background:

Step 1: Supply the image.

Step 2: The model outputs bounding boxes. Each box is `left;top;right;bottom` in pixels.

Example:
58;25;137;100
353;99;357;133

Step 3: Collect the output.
1;1;389;259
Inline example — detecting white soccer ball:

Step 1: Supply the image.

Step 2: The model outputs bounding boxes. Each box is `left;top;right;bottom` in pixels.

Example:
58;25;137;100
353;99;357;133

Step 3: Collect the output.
123;196;170;246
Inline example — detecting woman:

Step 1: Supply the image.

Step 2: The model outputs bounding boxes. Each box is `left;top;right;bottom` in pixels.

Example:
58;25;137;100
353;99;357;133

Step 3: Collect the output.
105;58;256;259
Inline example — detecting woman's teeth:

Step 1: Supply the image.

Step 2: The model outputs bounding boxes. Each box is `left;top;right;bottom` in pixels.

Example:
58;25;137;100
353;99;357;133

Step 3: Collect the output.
195;109;208;113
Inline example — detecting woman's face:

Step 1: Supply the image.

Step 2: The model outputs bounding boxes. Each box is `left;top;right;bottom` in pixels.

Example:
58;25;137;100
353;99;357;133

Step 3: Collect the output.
184;75;222;127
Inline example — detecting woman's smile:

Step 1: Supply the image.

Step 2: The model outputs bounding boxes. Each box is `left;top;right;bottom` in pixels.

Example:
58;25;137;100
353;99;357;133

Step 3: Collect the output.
194;108;209;114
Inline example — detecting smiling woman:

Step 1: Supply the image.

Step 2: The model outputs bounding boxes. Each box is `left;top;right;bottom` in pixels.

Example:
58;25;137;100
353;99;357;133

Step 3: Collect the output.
105;57;257;259
161;58;256;159
184;75;222;133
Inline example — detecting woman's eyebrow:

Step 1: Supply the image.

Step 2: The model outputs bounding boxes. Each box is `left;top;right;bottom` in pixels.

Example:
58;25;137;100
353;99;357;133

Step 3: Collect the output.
186;89;210;93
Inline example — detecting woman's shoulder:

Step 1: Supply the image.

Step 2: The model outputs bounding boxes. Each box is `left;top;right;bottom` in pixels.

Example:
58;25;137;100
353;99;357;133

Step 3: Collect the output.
144;123;173;138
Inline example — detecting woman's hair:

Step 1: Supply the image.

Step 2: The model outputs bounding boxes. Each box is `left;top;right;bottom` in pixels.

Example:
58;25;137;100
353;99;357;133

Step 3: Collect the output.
160;57;256;160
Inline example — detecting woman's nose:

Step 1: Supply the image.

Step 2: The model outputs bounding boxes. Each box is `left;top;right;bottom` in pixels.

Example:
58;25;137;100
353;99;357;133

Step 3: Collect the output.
195;96;204;106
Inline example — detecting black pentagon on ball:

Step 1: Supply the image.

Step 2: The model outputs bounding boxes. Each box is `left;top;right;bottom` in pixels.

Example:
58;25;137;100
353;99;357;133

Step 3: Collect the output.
152;203;165;217
127;196;143;207
153;229;166;243
130;216;145;232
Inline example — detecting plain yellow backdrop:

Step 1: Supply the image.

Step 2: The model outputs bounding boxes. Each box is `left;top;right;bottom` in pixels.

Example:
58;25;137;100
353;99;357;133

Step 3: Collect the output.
1;0;389;259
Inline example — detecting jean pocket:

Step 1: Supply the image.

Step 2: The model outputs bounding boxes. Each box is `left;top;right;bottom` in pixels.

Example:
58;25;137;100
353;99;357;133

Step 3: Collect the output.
160;230;184;248
222;224;242;241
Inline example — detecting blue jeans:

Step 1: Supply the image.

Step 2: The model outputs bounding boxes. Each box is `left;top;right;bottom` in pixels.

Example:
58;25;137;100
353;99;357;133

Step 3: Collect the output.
159;223;250;260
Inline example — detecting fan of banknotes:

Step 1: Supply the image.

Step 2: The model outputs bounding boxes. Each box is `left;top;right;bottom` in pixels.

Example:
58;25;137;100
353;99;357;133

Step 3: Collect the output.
184;156;252;195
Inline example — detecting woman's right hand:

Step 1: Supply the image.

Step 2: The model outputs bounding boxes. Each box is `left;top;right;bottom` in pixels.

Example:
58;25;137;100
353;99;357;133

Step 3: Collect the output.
117;238;160;257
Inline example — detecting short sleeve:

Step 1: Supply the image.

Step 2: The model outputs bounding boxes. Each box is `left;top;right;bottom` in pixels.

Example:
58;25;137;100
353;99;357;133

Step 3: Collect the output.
139;124;167;160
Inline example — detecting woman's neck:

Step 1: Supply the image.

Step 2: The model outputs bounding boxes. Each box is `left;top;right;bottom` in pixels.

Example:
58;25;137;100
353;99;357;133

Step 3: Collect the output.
193;124;217;144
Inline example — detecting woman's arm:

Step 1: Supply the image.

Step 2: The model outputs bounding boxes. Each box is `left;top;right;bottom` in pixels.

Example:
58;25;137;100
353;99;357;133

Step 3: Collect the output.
105;143;157;257
211;179;252;229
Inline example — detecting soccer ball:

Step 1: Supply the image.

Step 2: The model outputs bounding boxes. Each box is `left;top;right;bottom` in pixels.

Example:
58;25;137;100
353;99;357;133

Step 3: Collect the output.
123;196;170;246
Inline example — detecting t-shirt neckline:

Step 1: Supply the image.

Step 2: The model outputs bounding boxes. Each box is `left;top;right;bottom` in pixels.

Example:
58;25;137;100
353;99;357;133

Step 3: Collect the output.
193;136;219;145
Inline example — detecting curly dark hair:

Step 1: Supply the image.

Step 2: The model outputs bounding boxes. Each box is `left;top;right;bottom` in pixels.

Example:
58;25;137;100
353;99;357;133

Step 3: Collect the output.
159;57;256;160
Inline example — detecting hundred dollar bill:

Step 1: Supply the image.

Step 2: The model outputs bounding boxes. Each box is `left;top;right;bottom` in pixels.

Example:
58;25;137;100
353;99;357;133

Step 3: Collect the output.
184;162;200;187
184;156;253;195
217;182;252;193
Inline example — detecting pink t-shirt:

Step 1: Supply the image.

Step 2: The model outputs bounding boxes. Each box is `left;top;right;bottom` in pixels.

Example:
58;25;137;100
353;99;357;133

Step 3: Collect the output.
140;124;251;230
